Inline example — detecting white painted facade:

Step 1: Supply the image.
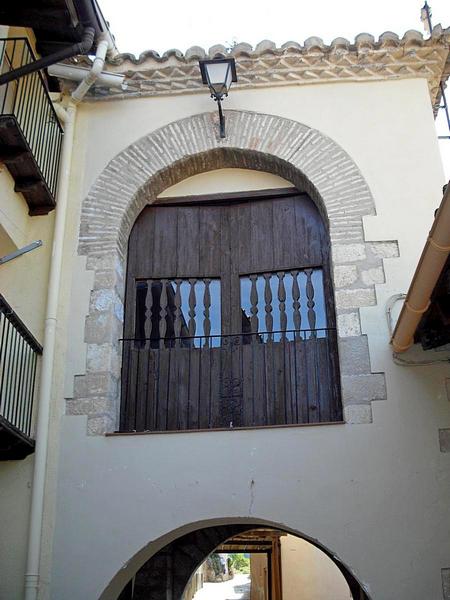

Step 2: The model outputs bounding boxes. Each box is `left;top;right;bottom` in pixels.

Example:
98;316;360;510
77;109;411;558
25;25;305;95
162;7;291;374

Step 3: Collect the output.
1;39;449;600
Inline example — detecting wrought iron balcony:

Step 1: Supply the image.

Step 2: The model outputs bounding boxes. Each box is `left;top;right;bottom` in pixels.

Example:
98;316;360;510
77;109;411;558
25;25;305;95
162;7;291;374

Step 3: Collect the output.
0;295;42;459
0;38;63;215
120;328;342;433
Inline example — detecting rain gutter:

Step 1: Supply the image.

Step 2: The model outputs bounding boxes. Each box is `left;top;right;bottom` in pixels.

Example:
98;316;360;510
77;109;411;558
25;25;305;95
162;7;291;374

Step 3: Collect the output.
391;182;450;352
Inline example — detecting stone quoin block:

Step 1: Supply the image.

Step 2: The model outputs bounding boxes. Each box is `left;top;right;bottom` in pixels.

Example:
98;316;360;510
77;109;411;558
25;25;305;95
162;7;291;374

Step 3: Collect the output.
335;288;377;310
66;397;111;416
87;415;116;436
332;243;367;264
84;312;123;345
334;265;358;288
73;372;119;399
343;404;373;424
337;312;361;337
338;336;372;375
439;429;450;453
341;373;387;404
368;241;399;259
442;569;450;600
360;266;385;286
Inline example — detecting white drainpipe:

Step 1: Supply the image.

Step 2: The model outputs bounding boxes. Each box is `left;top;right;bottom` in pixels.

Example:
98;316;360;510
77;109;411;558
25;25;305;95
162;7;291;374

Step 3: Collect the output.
24;35;112;600
71;36;109;103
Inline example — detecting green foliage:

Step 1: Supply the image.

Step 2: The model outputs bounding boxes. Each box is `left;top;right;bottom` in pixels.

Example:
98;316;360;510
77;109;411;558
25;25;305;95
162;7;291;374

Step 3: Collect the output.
227;556;234;576
208;554;223;576
229;553;250;574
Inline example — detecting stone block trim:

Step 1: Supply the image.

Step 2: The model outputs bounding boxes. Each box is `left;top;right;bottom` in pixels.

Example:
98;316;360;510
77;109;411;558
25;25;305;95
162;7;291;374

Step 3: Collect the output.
443;569;450;600
439;429;450;453
72;110;390;433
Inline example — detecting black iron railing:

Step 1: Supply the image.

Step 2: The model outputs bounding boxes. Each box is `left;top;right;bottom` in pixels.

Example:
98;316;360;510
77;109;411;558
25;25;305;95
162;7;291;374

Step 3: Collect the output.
0;295;42;438
120;328;342;432
0;38;63;199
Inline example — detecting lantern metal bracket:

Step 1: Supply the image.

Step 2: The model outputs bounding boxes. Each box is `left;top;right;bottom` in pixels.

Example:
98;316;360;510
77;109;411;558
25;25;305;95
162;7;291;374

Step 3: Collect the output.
199;57;237;139
215;96;226;138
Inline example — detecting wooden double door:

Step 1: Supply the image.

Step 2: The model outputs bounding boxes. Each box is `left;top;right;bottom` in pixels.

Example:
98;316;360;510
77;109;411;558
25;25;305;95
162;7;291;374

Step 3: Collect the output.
121;189;342;432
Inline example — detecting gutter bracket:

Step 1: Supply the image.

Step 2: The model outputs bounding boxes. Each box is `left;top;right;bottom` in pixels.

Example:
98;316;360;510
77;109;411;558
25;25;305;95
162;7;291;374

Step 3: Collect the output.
0;241;43;266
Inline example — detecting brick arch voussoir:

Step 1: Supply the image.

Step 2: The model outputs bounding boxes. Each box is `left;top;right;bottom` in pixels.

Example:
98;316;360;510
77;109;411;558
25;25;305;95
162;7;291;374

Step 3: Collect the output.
79;110;375;261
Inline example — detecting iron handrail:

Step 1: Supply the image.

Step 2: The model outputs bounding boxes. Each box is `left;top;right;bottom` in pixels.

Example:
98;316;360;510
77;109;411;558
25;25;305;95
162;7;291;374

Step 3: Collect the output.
0;37;64;200
0;37;64;131
0;295;42;438
0;295;42;354
119;327;336;342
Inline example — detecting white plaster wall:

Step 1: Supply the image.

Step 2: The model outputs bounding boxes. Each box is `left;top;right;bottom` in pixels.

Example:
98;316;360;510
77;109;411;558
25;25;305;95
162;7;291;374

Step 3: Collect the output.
0;103;54;600
45;78;450;600
0;457;33;600
281;535;351;599
0;27;54;341
158;169;293;198
0;169;54;342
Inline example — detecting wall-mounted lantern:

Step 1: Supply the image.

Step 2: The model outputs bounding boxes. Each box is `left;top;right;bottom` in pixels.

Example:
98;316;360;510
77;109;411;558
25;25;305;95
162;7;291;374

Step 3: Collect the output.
199;57;237;138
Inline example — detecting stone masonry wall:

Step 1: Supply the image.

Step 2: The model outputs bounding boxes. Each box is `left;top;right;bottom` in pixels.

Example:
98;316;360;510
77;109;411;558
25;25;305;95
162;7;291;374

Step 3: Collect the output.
67;110;392;433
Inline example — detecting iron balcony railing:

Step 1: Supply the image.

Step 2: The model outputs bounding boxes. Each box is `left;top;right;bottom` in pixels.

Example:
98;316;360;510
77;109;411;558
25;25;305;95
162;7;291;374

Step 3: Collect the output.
120;328;342;433
0;295;42;438
0;37;63;200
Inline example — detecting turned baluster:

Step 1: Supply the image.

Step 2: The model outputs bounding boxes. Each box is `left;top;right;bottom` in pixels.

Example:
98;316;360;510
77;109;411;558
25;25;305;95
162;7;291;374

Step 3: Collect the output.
203;279;211;347
188;278;197;342
249;274;259;343
305;269;316;337
291;270;301;338
277;272;287;340
159;279;168;348
173;279;182;347
263;273;273;342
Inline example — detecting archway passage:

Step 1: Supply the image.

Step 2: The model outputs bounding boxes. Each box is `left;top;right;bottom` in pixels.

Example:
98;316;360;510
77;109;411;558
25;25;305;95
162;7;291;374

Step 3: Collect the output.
120;187;342;432
116;524;369;600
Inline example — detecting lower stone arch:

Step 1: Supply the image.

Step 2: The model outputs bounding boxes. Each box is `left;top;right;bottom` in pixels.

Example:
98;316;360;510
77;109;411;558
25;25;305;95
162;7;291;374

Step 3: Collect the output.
74;110;386;434
98;517;371;600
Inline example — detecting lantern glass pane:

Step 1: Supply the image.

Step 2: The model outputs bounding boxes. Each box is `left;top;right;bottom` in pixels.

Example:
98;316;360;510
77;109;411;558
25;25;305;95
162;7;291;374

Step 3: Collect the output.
205;61;231;96
224;64;232;90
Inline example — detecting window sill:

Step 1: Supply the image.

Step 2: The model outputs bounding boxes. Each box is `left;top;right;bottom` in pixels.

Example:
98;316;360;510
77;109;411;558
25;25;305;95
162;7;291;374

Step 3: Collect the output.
106;420;346;437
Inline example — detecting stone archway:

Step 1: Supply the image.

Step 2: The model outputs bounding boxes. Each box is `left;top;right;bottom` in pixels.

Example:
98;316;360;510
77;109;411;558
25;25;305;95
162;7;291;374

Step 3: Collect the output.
98;519;371;600
72;110;387;434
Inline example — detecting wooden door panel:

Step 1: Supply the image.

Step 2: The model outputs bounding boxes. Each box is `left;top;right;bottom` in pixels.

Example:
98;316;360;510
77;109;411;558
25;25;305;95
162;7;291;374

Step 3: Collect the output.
220;207;232;335
293;196;324;266
199;206;222;276
236;203;252;274
121;190;342;432
229;204;243;333
152;207;178;278
250;199;274;274
176;207;200;276
272;197;296;269
127;207;156;279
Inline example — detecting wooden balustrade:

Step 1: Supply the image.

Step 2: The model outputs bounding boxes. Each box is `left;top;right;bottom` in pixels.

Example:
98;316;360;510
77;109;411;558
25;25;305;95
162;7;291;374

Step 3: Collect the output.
121;268;341;432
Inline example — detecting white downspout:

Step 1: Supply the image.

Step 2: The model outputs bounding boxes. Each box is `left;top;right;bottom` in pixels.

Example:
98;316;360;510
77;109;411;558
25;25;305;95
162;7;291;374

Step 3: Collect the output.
71;36;109;103
24;35;112;600
23;99;76;600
